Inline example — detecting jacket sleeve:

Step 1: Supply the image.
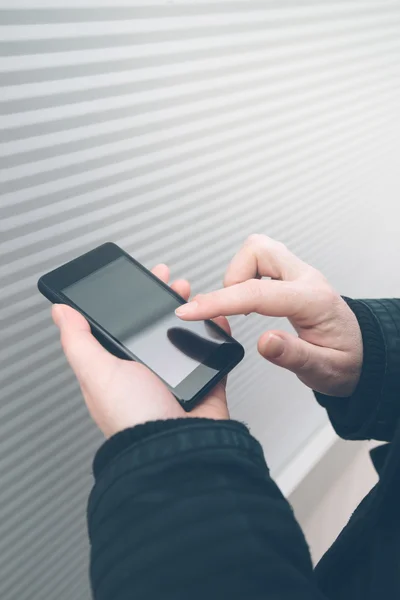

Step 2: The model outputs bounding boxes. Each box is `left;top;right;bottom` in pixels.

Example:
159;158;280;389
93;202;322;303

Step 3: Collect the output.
315;298;400;442
88;418;327;600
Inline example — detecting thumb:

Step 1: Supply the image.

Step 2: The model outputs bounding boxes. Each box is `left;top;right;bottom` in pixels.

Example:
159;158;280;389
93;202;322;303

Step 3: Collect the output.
257;330;321;376
52;304;115;383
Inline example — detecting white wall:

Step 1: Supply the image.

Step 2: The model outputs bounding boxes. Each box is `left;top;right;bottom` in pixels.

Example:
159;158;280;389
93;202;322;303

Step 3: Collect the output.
290;440;379;564
1;2;400;598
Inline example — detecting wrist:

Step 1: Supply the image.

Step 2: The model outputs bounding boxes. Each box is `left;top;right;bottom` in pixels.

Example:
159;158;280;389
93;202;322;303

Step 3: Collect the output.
315;298;386;439
341;303;364;396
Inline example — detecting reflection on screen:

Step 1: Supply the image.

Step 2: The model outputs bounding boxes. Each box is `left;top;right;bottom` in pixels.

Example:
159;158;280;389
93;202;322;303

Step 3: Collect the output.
63;257;227;387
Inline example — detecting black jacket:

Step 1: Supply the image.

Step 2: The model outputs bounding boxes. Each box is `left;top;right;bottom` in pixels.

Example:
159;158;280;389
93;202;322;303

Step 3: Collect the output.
88;299;400;599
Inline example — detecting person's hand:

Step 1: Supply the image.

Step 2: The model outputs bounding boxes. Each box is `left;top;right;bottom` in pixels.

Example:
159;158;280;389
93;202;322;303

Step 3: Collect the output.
176;235;363;397
52;264;231;438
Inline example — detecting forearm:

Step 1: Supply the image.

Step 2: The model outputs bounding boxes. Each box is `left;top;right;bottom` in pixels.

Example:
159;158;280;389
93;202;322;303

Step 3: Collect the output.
88;419;327;600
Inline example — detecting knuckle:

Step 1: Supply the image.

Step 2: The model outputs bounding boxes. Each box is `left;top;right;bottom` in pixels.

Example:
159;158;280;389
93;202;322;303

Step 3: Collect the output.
274;240;287;252
245;278;263;304
193;292;215;308
245;234;287;254
270;238;290;257
307;265;327;282
245;233;268;248
303;282;339;316
320;284;338;305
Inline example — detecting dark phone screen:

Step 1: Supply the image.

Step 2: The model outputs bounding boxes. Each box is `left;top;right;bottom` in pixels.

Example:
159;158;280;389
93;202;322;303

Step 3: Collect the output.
63;257;227;388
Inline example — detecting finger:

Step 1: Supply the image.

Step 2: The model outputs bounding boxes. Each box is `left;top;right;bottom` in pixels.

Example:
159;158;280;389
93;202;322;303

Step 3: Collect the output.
224;234;309;287
52;303;89;333
175;279;307;320
52;304;116;383
152;265;191;300
151;263;170;283
257;329;336;382
190;381;229;419
211;315;231;335
171;279;191;301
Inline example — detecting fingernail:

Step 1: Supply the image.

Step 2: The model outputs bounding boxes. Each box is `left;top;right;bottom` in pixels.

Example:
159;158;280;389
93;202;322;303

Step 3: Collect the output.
175;301;198;317
262;334;285;359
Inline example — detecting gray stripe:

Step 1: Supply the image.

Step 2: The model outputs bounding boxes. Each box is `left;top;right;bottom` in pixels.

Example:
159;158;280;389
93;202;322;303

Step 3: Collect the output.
0;30;394;88
0;103;391;274
1;3;400;598
0;20;315;56
0;4;317;25
3;36;399;117
0;2;396;25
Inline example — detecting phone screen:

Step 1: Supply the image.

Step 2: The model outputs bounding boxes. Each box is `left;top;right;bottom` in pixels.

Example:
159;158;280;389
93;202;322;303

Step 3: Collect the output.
62;257;227;388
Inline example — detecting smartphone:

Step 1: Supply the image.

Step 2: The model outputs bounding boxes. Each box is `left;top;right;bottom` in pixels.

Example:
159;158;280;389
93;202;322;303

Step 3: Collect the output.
38;242;244;410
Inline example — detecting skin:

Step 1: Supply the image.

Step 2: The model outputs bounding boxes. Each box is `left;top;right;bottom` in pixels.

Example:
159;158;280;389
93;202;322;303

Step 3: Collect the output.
52;264;230;438
176;235;363;398
53;235;364;438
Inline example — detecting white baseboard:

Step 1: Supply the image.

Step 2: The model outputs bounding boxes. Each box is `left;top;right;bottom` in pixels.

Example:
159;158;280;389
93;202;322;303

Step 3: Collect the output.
274;422;338;498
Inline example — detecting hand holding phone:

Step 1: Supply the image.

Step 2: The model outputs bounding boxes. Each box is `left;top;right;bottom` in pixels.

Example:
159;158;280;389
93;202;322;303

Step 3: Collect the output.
39;242;244;416
51;265;231;438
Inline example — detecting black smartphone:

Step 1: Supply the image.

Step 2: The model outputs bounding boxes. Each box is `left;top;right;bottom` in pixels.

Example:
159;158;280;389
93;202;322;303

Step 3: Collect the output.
38;242;244;411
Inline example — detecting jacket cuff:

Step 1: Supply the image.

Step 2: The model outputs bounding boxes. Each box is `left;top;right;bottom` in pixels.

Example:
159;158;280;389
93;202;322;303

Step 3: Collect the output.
315;298;386;440
93;418;251;480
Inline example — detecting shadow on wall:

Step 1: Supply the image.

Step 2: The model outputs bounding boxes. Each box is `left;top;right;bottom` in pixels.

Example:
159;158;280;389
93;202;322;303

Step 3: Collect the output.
290;439;379;564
